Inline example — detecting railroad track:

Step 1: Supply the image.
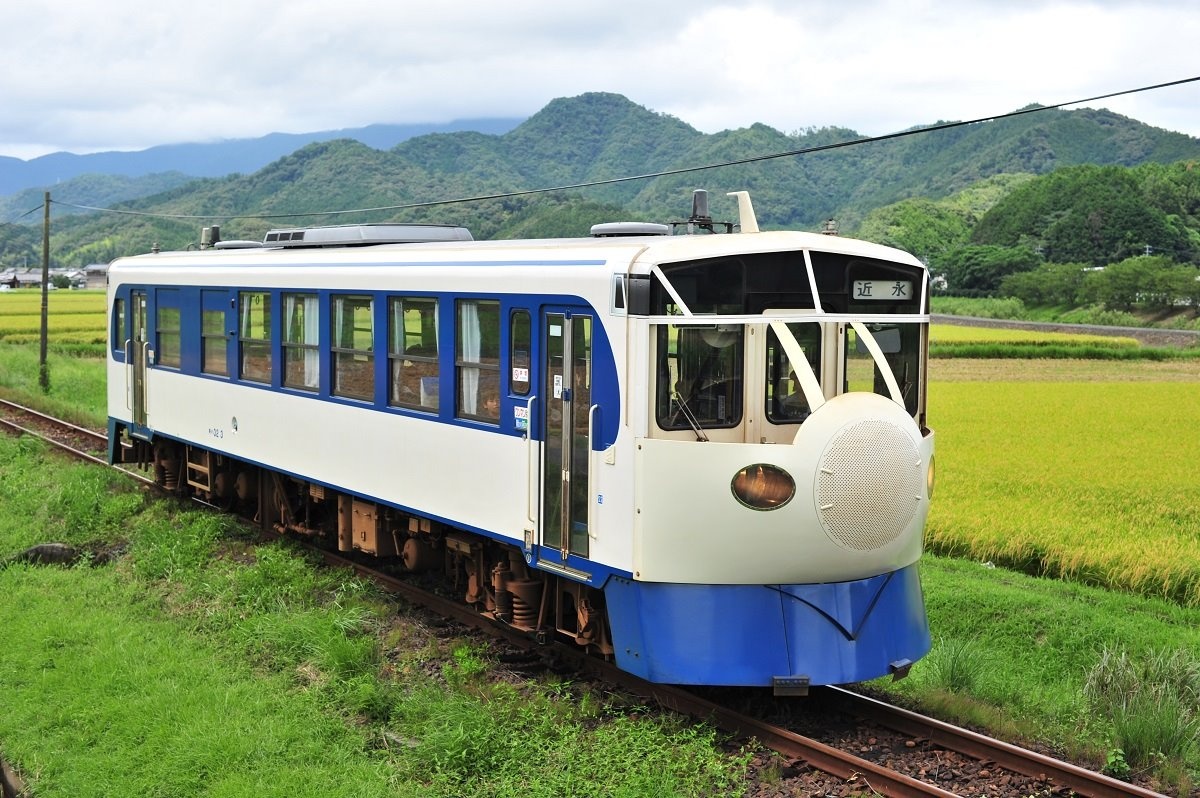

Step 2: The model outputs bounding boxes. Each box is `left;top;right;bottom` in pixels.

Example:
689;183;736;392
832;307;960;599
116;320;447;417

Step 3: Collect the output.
286;543;1171;798
0;398;110;464
0;398;154;487
0;399;1172;798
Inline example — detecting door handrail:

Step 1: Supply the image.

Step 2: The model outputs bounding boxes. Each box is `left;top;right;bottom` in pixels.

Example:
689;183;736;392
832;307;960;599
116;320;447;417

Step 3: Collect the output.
139;340;151;422
124;338;133;411
587;403;599;540
525;395;538;524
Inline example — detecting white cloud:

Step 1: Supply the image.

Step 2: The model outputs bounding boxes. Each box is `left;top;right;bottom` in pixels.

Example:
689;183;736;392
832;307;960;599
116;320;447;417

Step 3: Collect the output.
0;0;1196;158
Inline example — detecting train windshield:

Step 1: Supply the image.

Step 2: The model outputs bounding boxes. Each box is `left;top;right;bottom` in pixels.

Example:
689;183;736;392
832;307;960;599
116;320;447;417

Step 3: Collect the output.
650;248;928;439
655;324;745;431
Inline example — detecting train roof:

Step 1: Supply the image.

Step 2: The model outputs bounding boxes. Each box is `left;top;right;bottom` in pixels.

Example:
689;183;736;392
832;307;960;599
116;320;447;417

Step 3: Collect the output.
109;228;926;278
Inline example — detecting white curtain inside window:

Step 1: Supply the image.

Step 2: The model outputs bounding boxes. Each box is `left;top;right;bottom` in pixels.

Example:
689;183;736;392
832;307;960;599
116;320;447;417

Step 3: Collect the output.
240;295;253;336
286;294;319;388
301;295;318;386
334;298;346;347
392;301;406;354
460;301;480;414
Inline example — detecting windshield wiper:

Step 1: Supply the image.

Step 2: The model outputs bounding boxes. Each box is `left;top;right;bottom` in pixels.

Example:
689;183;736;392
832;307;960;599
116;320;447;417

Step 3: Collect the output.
672;391;710;442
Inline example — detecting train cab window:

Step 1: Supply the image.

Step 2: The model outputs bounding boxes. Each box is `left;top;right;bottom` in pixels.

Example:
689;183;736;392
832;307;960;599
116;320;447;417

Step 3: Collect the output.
766;322;822;424
456;299;500;423
655;323;744;430
509;309;531;396
156;290;181;369
332;295;374;401
845;322;922;416
201;290;228;377
238;291;272;383
388;296;439;411
111;297;125;355
282;293;319;391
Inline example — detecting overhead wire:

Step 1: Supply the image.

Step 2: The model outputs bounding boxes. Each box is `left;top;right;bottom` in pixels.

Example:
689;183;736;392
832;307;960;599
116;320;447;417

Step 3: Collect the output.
44;75;1200;225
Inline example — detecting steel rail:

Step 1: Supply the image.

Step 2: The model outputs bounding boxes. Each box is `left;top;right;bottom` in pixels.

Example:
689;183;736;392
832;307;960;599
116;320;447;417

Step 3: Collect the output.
0;415;110;466
827;686;1169;798
0;398;150;483
0;398;108;446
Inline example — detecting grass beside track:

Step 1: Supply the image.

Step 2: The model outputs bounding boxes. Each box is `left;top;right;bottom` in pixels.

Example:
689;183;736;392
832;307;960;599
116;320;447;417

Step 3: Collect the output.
0;567;393;797
0;435;748;798
890;555;1200;782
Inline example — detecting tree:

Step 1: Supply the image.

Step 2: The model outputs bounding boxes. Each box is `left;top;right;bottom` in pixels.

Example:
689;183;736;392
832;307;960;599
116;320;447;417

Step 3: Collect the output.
939;244;1042;295
999;261;1089;306
1078;255;1188;312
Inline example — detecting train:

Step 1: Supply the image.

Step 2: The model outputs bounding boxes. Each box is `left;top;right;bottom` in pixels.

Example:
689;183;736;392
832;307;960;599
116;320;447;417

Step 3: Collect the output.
106;191;934;694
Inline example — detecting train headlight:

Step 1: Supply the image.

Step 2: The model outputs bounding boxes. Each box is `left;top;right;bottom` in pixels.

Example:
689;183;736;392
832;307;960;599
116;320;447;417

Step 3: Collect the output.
926;454;936;500
731;464;796;511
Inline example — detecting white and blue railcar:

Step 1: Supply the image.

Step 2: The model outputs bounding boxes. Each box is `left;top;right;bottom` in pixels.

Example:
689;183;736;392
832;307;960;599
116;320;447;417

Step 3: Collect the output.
107;194;934;692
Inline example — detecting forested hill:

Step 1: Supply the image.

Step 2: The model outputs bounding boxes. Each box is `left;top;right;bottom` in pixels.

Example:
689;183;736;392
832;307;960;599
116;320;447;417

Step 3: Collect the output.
0;117;524;196
6;91;1200;267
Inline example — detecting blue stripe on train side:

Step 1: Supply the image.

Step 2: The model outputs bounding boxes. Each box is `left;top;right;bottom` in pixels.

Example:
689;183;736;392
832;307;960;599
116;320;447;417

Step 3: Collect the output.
602;563;931;686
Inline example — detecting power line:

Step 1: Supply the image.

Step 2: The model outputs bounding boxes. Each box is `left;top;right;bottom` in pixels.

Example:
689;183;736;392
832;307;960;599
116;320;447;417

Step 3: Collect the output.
47;75;1200;224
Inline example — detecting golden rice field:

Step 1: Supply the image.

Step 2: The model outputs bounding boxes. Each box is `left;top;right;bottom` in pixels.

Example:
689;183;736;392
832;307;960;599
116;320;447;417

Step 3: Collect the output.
2;290;1198;604
927;362;1200;606
930;323;1141;348
0;290;107;344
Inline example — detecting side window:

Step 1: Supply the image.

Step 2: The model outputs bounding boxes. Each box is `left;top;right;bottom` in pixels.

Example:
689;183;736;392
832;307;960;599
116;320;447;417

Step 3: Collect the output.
332;294;373;401
456;299;500;423
282;293;319;391
111;296;126;356
156;289;181;369
388;296;439;410
239;291;272;383
509;309;531;396
201;290;228;377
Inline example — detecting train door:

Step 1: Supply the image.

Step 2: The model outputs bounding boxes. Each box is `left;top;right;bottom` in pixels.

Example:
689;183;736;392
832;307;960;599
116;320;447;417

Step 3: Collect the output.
129;289;149;432
541;310;593;562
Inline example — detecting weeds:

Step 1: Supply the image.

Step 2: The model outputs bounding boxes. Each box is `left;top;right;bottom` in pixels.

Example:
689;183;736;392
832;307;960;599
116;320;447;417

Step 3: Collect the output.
443;643;489;685
1084;646;1200;770
923;637;987;694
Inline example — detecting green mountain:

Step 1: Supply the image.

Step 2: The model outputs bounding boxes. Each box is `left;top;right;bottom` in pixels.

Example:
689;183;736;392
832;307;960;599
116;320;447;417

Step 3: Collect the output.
5;92;1200;269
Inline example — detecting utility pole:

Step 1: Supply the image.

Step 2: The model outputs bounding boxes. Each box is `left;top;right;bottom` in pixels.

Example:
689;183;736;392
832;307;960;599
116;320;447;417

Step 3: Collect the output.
39;191;50;393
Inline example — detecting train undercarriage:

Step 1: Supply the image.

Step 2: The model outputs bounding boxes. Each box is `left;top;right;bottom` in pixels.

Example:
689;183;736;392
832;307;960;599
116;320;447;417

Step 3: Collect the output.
120;435;615;658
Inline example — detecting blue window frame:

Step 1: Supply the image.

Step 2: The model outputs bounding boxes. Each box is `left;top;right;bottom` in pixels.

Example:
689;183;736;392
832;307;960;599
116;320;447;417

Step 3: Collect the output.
283;292;319;391
156;289;181;369
388;296;439;411
332;294;373;400
239;291;272;383
201;290;231;377
456;299;500;423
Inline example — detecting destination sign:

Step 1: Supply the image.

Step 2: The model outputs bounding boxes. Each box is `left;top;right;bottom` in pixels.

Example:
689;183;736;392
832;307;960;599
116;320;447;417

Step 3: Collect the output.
852;279;914;301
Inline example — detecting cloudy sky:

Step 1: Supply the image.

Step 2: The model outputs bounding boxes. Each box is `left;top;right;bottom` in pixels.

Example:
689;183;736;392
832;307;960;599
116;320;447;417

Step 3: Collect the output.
2;0;1197;160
